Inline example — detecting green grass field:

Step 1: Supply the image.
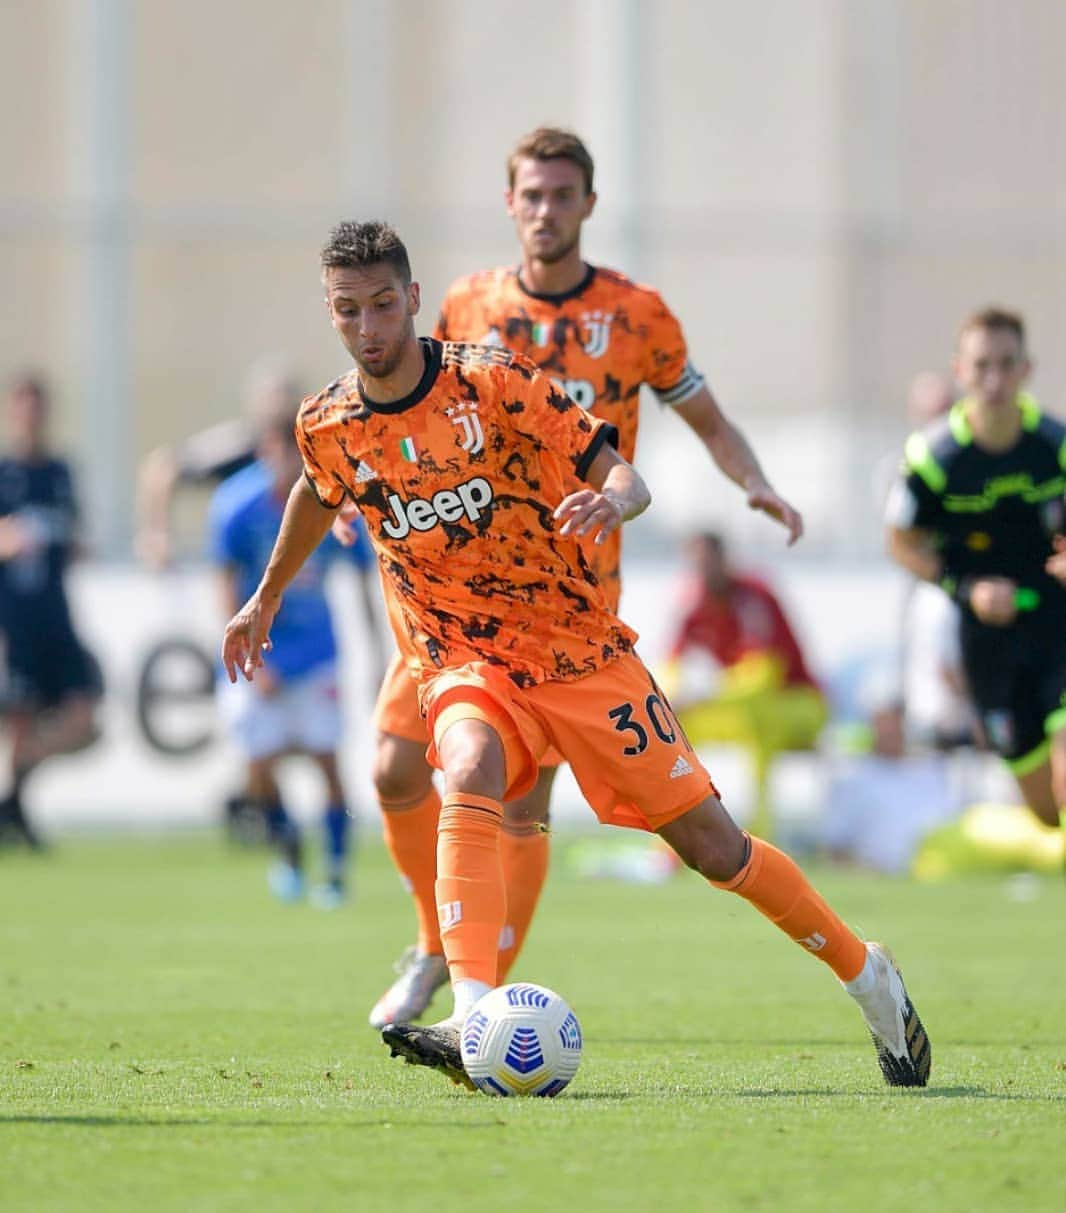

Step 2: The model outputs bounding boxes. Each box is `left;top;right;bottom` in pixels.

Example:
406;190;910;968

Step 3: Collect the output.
1;833;1062;1212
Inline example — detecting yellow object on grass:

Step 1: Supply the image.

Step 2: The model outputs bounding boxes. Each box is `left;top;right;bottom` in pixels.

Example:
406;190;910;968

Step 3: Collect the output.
912;803;1064;880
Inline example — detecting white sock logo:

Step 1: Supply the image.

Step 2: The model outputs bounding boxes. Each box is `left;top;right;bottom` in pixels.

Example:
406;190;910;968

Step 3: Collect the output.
799;931;827;952
438;900;463;932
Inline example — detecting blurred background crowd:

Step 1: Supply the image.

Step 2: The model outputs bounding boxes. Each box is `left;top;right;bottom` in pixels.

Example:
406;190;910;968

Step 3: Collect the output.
2;0;1064;885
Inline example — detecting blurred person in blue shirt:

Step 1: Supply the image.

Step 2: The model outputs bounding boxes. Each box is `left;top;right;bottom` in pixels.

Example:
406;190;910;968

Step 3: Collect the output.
0;374;102;848
209;408;375;906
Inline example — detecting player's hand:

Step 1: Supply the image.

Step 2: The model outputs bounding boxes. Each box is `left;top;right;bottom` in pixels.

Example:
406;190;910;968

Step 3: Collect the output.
554;489;624;545
221;592;279;683
1046;535;1066;585
745;480;804;545
969;576;1018;626
330;503;361;547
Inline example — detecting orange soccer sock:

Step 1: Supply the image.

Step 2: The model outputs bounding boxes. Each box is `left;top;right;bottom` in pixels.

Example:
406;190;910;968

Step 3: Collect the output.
435;793;505;987
496;823;551;981
712;835;867;982
380;786;442;956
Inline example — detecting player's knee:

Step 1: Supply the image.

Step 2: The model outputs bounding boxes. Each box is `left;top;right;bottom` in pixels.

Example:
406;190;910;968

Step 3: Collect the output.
680;833;746;883
662;803;747;882
373;734;432;805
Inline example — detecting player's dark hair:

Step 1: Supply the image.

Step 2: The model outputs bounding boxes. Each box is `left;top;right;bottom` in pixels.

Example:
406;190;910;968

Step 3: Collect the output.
959;307;1026;349
508;127;595;195
320;221;411;284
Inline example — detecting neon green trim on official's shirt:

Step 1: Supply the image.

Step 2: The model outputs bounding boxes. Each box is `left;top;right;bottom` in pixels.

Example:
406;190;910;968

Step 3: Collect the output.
1045;707;1066;737
948;402;973;447
905;432;947;494
1017;391;1041;431
1007;738;1051;777
1059;436;1066;472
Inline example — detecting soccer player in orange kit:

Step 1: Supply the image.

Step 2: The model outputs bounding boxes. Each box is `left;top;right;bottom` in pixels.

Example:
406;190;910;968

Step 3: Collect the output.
360;129;806;1029
221;220;931;1091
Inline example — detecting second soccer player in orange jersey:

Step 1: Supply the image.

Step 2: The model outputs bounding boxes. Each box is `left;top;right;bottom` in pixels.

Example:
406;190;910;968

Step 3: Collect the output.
356;128;806;1030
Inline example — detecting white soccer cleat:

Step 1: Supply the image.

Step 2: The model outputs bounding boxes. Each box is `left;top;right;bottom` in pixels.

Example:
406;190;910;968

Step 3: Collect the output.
851;942;931;1087
368;948;450;1030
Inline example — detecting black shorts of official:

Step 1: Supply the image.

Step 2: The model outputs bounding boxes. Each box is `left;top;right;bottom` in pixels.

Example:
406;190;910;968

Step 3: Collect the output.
2;620;103;711
961;611;1066;772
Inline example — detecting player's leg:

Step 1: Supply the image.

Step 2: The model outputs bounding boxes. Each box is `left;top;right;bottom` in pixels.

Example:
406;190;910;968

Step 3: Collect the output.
0;706;46;848
368;655;450;1027
658;796;928;1085
381;668;546;1087
382;711;510;1089
306;748;352;907
497;763;556;980
545;651;931;1087
248;752;305;901
289;664;353;907
1051;725;1066;830
217;673;303;897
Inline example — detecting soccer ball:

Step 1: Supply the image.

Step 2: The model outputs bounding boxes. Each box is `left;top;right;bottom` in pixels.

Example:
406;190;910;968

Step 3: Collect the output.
460;982;582;1097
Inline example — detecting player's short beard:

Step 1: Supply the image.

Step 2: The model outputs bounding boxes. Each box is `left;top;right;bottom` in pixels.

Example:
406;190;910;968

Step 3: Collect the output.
355;323;413;381
531;230;580;265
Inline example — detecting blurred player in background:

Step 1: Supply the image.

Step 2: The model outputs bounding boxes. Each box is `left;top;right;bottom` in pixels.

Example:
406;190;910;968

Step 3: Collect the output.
358;127;803;1029
662;530;827;839
210;407;370;907
222;220;931;1090
0;375;102;847
138;360;384;841
886;307;1066;829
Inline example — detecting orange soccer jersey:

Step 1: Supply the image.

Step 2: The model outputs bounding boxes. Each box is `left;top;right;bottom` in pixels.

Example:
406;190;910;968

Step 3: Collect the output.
433;265;704;605
296;338;636;690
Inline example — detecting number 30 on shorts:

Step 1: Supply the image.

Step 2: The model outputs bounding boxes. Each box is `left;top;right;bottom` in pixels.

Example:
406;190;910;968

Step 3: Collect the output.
607;692;686;756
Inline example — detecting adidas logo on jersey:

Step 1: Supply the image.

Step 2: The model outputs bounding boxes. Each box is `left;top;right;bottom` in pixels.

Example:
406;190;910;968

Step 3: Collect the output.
355;461;376;483
381;475;495;540
668;754;693;779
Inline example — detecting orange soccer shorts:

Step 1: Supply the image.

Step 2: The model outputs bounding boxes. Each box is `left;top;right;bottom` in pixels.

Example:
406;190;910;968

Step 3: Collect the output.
422;651;717;833
373;651;429;744
374;648;565;770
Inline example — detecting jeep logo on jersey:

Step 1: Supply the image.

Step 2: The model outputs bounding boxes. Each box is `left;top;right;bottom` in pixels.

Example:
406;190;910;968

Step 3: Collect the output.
580;311;613;358
381;476;494;539
554;377;595;410
445;401;484;454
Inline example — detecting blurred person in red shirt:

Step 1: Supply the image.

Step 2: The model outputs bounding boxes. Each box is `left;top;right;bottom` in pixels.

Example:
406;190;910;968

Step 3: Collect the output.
663;531;827;839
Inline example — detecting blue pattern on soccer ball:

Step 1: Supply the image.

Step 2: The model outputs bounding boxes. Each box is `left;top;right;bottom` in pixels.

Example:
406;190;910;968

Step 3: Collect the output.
462;1009;489;1056
557;1011;582;1051
477;1075;513;1097
538;1078;568;1098
505;984;551;1009
503;1026;545;1074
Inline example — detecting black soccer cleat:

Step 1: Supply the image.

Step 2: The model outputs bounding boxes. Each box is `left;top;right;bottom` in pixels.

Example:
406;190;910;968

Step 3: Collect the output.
381;1021;475;1091
857;943;931;1088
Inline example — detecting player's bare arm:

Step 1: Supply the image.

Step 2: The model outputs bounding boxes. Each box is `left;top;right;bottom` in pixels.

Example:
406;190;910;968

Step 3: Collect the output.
221;476;335;683
1046;534;1066;584
672;386;803;544
554;444;650;545
886;523;1019;626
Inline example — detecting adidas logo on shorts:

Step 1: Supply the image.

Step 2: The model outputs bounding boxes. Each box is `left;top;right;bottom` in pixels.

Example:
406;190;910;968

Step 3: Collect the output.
669;755;693;779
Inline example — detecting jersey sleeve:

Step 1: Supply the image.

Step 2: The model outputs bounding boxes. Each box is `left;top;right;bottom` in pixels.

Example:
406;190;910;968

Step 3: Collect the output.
884;432;947;531
640;290;706;407
294;405;346;509
504;360;618;481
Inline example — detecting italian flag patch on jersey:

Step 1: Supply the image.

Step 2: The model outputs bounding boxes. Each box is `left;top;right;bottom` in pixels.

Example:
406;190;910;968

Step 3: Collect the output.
399;437;418;462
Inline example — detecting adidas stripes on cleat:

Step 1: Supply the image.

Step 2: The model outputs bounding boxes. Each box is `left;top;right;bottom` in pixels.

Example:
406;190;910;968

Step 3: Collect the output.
854;942;931;1088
